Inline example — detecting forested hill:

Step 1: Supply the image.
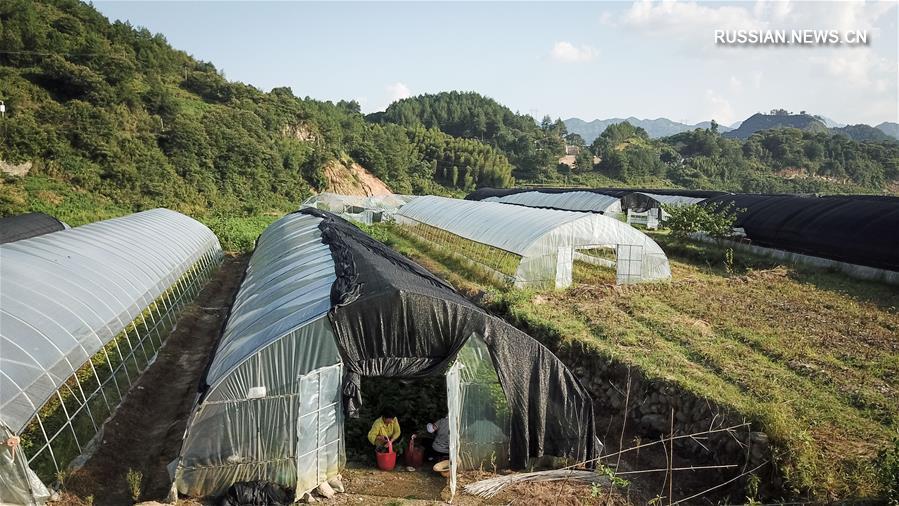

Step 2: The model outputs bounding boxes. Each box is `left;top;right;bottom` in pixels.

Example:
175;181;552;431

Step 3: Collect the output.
1;0;897;234
375;95;899;195
723;111;830;139
370;91;569;180
0;0;514;226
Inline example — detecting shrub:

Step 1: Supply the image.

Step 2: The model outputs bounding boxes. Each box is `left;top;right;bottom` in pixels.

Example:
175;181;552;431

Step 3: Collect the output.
662;202;740;242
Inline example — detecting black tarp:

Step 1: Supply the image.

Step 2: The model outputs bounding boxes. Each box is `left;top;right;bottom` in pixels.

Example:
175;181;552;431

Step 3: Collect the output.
466;187;727;202
219;481;290;506
0;212;65;244
701;194;899;271
299;208;599;468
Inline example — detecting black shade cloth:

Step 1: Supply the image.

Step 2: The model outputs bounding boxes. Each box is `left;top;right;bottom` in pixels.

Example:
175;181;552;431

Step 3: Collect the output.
0;212;65;244
299;207;599;468
701;193;899;271
219;481;290;506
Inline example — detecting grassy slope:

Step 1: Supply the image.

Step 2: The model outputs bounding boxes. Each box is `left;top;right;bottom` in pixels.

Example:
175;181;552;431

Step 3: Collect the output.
1;174;284;252
364;223;899;500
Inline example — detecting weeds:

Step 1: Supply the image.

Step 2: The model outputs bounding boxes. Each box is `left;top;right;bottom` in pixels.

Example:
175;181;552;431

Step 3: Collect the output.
125;468;143;503
876;430;899;505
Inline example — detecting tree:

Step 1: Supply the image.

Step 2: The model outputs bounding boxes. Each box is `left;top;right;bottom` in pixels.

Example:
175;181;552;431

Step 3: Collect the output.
663;203;740;242
565;132;586;148
574;149;594;173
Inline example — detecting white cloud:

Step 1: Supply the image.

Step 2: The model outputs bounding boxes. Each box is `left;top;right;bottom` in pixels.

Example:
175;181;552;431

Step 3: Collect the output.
814;50;895;93
704;89;735;125
598;11;615;26
751;71;763;90
550;41;598;63
386;82;411;102
622;0;754;40
618;0;896;124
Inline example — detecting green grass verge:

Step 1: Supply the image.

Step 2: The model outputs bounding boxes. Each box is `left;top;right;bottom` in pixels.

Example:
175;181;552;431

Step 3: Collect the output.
1;174;283;252
367;222;899;501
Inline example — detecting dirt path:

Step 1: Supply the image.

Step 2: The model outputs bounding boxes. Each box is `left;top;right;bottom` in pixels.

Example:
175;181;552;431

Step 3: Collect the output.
66;254;247;505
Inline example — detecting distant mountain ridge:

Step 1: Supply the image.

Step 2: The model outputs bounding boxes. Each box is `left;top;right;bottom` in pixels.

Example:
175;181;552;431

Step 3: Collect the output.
832;124;896;143
564;117;731;143
569;113;898;143
877;122;899;140
724;112;897;142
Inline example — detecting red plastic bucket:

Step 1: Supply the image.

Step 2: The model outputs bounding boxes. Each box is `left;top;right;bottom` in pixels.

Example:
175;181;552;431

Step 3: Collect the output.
405;436;424;468
375;438;396;471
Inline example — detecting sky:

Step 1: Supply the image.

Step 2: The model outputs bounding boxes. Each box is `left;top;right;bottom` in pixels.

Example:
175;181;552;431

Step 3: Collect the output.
93;1;899;126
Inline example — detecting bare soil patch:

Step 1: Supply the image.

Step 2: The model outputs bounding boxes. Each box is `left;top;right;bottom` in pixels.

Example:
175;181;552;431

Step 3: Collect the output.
335;465;633;505
64;254;248;505
324;160;392;196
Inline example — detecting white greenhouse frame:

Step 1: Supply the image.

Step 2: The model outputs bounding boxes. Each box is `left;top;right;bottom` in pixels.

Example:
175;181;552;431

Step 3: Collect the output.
626;192;706;221
0;209;222;506
395;196;671;288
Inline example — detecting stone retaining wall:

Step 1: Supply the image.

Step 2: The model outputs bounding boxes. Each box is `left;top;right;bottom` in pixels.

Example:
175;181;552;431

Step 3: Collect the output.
557;346;780;496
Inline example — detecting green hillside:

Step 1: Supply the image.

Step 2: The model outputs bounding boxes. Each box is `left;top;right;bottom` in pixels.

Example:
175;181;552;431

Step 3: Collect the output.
371;91;568;180
0;0;514;247
2;0;897;248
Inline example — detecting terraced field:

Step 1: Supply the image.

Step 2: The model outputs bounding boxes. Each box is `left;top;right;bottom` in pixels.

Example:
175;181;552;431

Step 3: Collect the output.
364;222;899;500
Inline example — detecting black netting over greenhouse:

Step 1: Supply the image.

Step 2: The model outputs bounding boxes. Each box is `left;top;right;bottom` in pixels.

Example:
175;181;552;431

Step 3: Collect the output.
701;194;899;271
175;209;599;500
0;212;66;244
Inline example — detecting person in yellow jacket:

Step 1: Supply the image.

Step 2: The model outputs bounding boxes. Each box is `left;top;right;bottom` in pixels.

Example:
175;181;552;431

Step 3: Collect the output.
367;408;401;449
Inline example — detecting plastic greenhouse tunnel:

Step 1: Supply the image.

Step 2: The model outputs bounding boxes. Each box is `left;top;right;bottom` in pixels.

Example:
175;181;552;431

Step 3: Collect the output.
482;190;623;216
0;209;223;505
172;209;601;500
395;196;671;287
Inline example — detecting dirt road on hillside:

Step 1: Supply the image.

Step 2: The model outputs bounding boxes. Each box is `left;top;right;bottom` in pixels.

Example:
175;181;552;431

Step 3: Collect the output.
66;255;247;505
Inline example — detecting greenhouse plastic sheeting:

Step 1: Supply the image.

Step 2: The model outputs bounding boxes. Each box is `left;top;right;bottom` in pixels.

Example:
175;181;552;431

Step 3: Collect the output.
702;193;899;271
483;190;622;215
302;193;415;212
175;210;600;499
0;212;66;244
204;215;337;385
0;208;221;435
396;196;670;287
622;192;706;214
176;213;344;498
301;193;415;224
1;426;50;506
467;187;726;202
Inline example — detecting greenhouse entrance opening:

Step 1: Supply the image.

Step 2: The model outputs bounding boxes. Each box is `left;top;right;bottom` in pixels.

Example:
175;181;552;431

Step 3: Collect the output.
573;246;618;284
344;376;447;463
341;332;514;499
